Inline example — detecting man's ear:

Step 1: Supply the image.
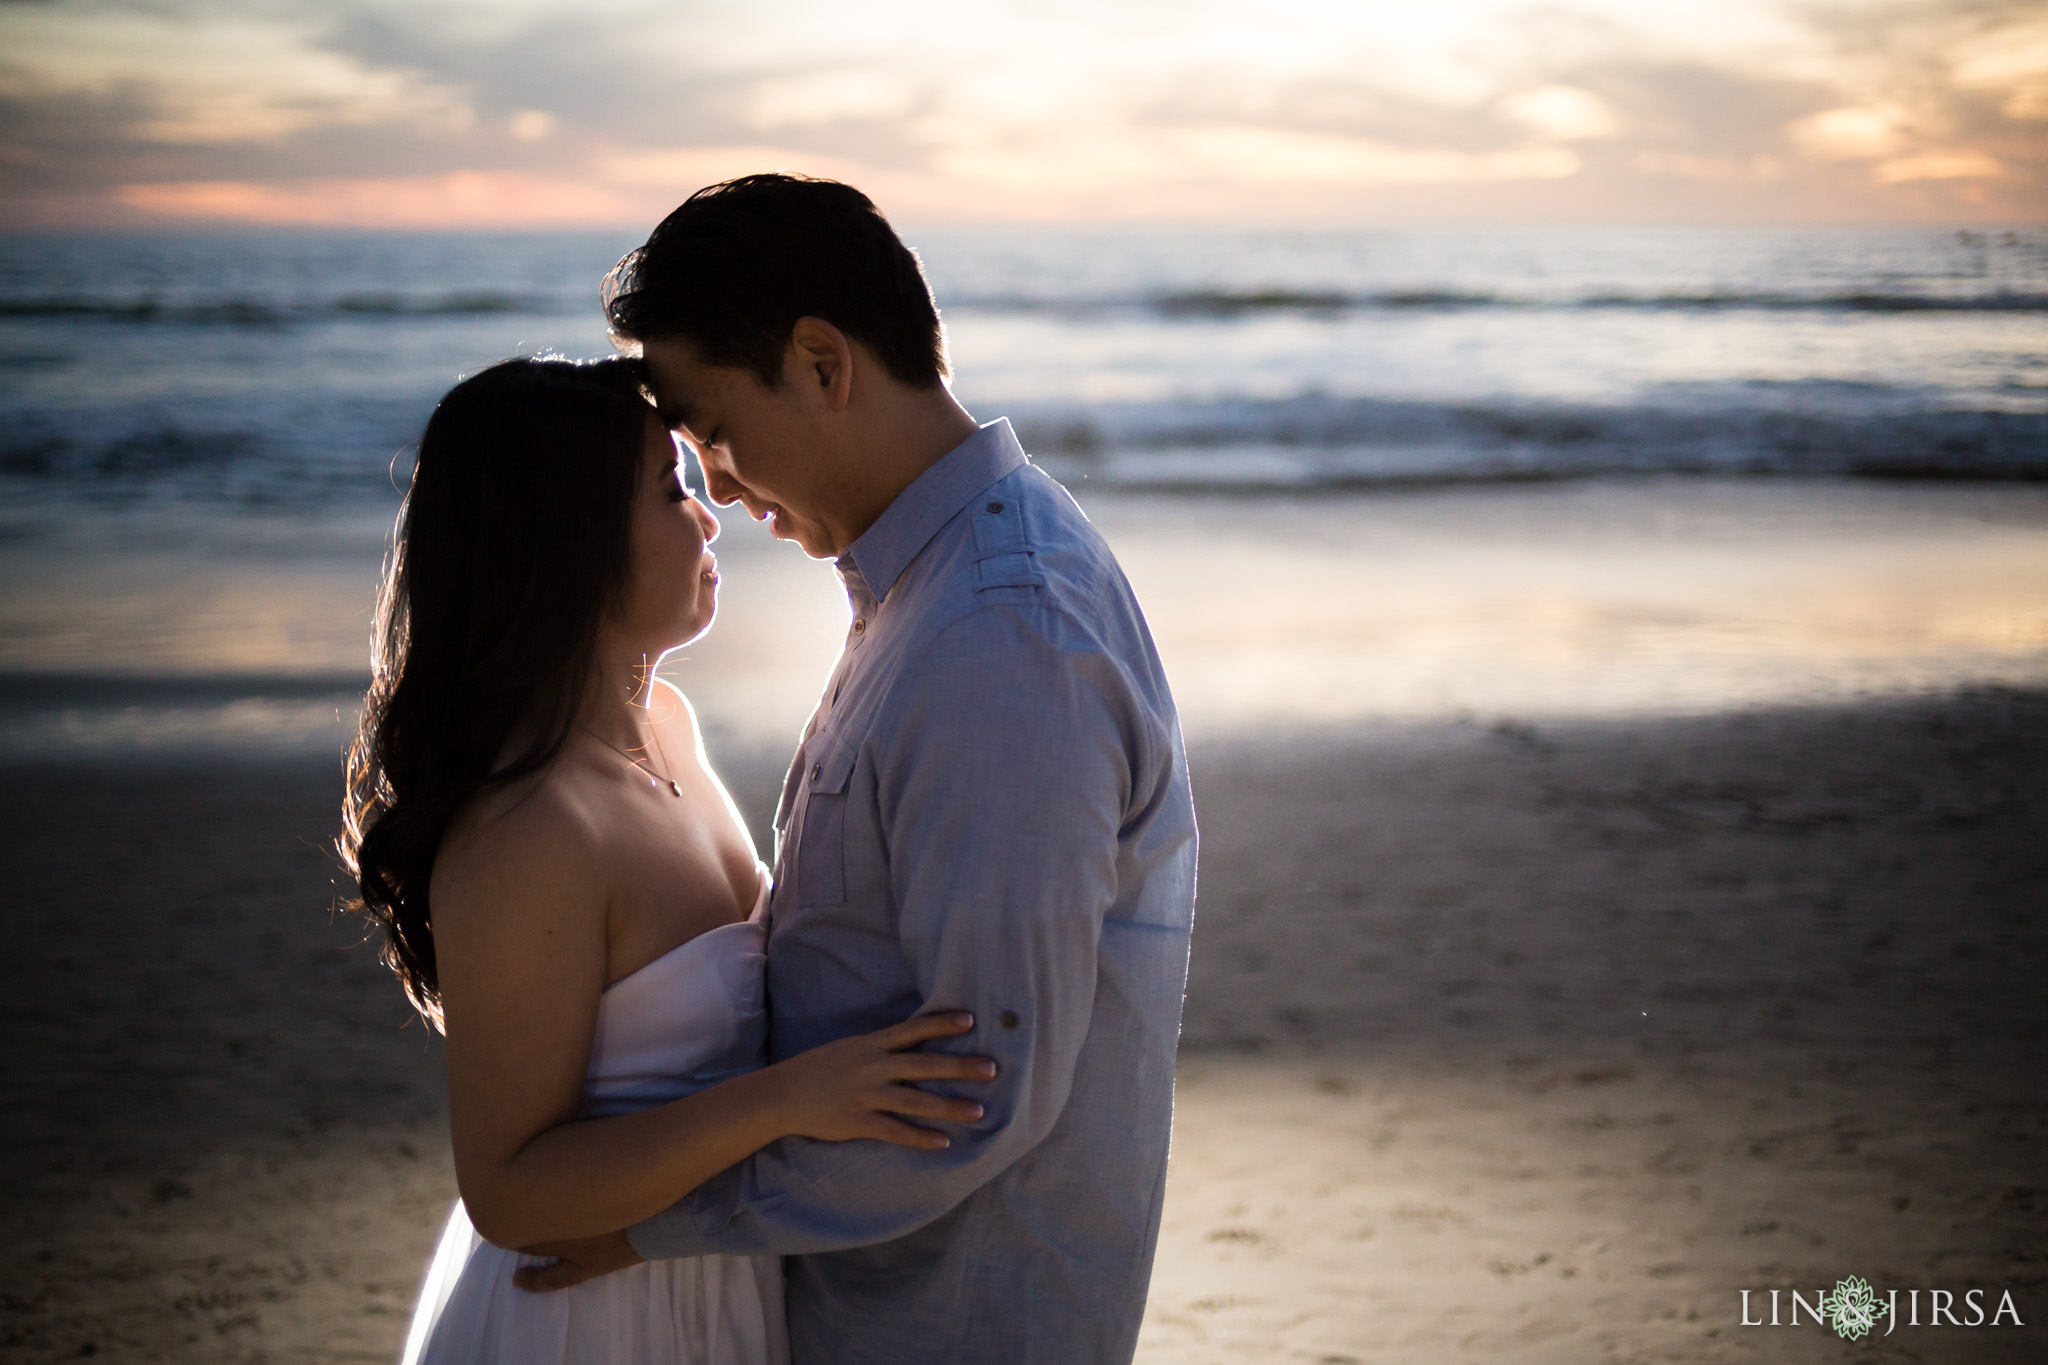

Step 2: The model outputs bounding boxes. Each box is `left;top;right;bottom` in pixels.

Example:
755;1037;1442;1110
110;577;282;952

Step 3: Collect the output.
787;317;854;414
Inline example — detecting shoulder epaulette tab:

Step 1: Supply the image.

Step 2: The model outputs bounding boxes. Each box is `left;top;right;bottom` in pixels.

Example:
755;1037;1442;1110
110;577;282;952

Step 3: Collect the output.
970;488;1044;590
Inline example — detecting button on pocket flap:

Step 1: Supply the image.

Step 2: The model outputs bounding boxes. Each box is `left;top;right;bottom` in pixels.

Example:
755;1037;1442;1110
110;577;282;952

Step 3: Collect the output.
804;730;856;795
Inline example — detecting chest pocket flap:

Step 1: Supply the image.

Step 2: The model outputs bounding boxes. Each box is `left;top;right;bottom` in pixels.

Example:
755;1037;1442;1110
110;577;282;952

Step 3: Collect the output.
795;728;856;906
805;727;855;794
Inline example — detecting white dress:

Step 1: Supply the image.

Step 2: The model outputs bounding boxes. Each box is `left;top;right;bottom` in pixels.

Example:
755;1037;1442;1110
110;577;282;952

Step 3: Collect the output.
401;874;788;1365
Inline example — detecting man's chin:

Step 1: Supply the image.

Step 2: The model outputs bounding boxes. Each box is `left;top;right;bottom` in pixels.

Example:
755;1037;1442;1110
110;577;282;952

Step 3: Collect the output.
771;518;836;559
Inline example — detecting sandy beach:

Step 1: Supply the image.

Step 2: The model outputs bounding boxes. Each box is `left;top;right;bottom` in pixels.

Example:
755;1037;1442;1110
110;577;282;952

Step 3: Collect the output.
2;478;2045;1362
1147;692;2045;1363
3;684;2042;1362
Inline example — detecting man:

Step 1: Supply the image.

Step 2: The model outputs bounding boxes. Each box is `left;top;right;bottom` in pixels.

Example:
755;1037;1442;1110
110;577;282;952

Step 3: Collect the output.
521;174;1197;1364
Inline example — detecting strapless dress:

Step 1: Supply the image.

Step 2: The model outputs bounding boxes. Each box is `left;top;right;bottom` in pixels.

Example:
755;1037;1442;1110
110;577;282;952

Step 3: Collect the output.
401;872;787;1365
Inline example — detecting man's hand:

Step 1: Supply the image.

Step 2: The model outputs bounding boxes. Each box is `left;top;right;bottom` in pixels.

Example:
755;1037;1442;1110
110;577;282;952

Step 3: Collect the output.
513;1229;644;1293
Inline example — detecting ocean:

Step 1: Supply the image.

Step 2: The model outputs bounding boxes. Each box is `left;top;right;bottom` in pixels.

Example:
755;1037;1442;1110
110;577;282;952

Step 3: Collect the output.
1;225;2045;755
2;226;2044;511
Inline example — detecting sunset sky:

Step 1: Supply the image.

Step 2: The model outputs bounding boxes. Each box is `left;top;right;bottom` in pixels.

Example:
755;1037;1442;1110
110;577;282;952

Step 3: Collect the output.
1;0;2042;229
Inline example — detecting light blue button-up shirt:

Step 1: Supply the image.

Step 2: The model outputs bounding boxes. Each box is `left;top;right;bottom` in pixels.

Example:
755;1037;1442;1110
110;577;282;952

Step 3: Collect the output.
628;418;1198;1364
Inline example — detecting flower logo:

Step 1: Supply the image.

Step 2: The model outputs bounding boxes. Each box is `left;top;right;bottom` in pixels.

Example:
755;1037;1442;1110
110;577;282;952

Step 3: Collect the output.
1818;1275;1889;1341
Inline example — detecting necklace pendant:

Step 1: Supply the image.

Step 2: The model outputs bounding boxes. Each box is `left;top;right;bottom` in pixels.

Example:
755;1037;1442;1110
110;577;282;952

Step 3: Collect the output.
668;780;682;797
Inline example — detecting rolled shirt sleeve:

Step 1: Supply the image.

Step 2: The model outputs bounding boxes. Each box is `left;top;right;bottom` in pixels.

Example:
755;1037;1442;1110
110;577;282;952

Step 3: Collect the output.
628;601;1141;1258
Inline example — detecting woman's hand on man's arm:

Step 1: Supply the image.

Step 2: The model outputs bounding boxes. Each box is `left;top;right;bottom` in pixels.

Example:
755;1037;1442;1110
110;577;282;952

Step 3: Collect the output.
514;1011;994;1293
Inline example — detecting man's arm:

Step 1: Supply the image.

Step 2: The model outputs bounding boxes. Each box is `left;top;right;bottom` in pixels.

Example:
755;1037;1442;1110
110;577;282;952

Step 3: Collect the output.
627;603;1139;1259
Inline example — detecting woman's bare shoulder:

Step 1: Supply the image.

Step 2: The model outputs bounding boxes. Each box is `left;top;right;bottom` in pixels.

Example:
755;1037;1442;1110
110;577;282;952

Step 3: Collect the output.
432;762;607;924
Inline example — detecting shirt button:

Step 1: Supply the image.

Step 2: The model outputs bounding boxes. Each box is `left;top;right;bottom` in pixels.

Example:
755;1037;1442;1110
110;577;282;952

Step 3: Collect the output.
986;501;1004;514
852;618;865;635
999;1010;1020;1029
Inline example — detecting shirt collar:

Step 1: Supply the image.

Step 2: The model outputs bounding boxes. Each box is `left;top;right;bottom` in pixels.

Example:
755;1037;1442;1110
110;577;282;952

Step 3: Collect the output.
841;418;1028;602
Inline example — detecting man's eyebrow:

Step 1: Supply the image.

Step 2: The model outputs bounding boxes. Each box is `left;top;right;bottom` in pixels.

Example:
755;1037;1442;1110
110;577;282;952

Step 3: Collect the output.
656;401;694;430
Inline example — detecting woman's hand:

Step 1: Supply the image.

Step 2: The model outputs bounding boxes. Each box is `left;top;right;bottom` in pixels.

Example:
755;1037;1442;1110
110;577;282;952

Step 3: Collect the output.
766;1011;996;1149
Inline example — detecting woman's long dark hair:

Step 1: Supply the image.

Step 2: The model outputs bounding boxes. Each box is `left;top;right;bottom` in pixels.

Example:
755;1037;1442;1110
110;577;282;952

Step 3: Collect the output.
341;356;652;1029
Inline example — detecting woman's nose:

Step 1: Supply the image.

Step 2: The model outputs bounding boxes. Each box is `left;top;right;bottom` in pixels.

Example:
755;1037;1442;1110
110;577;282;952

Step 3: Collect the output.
693;495;720;544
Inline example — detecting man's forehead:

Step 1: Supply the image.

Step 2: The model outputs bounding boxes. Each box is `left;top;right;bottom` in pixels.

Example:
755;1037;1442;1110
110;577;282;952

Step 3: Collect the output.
638;338;706;429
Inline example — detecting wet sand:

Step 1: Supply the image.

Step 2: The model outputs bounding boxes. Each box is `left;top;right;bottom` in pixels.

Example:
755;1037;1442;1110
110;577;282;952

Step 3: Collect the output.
6;478;2047;757
3;686;2042;1362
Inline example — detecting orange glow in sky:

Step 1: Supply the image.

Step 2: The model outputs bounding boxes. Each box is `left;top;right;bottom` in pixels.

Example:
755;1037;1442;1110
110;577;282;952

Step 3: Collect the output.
1;0;2042;228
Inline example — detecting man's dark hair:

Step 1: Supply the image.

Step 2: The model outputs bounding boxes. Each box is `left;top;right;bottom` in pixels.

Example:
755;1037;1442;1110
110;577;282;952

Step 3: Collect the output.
602;173;947;389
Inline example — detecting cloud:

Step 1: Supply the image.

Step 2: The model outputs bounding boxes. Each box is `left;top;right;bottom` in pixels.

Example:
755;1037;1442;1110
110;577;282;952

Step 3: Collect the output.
924;125;1580;195
0;0;2041;227
745;70;923;130
0;3;469;145
1498;86;1621;142
1873;150;2007;183
114;169;636;227
1768;1;2046;205
506;109;554;142
1947;11;2048;117
1788;105;1911;160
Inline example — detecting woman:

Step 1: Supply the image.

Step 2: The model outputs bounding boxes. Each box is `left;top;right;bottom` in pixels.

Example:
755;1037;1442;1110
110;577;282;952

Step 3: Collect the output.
340;357;991;1364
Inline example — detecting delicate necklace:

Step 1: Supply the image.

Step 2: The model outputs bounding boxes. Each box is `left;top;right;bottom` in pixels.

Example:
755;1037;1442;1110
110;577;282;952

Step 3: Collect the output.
580;721;682;797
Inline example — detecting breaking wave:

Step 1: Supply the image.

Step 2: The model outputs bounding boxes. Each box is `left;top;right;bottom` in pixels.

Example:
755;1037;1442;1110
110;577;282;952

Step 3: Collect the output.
958;288;2048;317
6;385;2042;509
7;287;2045;328
0;291;555;325
1011;389;2048;489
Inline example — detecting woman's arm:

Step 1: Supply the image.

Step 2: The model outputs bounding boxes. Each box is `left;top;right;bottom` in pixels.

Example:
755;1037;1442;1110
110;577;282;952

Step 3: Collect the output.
430;787;990;1251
